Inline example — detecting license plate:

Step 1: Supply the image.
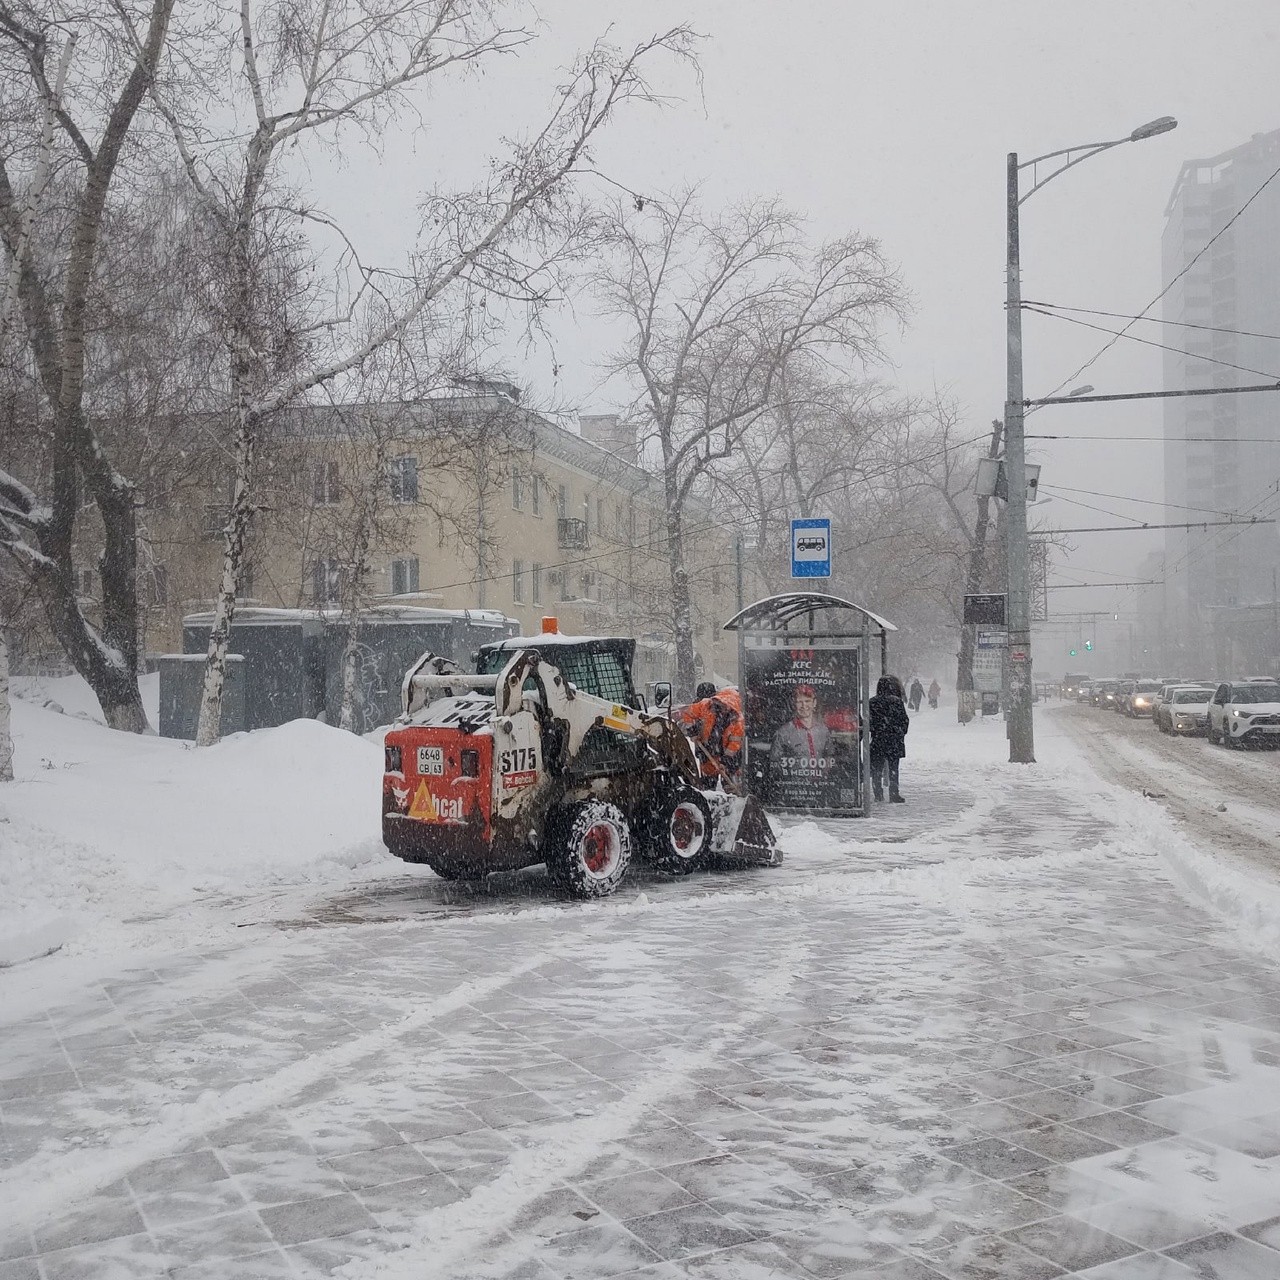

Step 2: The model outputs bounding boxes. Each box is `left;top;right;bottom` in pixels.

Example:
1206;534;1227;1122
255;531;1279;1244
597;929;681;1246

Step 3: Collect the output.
417;746;444;775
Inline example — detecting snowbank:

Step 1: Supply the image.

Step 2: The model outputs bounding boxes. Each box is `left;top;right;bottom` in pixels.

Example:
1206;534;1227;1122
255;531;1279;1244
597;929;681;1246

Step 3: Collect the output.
0;675;394;966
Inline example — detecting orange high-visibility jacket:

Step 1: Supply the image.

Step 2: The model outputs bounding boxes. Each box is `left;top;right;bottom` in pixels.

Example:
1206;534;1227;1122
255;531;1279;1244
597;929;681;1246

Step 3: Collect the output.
678;688;744;778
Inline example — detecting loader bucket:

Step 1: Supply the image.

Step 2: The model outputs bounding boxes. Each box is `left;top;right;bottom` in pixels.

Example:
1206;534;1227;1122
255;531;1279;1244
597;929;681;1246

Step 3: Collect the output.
705;790;782;867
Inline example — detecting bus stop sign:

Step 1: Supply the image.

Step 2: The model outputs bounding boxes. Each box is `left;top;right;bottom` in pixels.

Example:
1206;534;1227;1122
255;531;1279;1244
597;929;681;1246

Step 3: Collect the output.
791;518;831;578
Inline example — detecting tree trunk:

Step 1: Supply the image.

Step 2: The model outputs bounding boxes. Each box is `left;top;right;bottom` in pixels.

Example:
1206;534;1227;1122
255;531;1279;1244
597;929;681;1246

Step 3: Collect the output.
339;626;361;733
196;410;255;746
665;498;697;700
0;628;12;780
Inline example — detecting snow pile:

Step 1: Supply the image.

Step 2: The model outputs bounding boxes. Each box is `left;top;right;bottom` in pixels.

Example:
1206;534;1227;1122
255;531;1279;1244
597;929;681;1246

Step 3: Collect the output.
0;676;394;966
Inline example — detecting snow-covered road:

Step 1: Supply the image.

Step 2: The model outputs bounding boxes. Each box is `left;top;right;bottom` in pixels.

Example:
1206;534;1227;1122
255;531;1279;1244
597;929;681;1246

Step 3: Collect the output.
4;698;1280;1278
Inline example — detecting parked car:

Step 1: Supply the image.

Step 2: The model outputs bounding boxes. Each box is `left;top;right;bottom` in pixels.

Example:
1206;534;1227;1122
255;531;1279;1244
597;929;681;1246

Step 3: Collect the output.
1122;679;1163;717
1207;681;1280;748
1157;685;1215;735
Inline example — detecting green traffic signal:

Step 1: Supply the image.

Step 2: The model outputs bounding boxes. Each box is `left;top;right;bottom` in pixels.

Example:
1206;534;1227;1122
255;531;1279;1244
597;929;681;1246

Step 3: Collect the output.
1085;640;1093;651
1069;649;1077;656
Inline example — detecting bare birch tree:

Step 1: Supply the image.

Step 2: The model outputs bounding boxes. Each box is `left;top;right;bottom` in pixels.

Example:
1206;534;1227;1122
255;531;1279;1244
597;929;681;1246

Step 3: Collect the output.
0;0;174;731
592;191;906;696
149;1;695;744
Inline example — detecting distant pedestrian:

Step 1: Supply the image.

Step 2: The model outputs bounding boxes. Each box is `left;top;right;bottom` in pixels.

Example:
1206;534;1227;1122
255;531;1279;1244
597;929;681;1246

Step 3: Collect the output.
869;675;910;803
927;678;941;709
908;677;924;712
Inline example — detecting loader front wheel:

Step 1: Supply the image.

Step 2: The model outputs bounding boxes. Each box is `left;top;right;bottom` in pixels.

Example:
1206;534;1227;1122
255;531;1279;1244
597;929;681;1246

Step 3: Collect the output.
645;787;713;875
547;800;632;899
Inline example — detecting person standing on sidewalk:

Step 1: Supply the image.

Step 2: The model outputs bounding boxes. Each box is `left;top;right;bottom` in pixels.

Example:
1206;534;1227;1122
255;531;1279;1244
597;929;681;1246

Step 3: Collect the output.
869;675;910;803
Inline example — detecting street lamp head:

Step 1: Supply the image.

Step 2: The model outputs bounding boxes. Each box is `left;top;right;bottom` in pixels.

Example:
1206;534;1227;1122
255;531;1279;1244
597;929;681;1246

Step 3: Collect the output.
1130;116;1178;142
1067;384;1095;397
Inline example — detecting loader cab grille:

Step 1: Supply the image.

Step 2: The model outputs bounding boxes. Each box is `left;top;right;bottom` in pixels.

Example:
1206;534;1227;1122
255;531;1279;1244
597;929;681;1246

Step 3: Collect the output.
476;638;638;705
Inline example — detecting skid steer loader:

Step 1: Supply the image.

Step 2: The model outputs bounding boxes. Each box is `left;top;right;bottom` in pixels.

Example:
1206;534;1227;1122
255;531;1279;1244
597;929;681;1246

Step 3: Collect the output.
381;626;779;898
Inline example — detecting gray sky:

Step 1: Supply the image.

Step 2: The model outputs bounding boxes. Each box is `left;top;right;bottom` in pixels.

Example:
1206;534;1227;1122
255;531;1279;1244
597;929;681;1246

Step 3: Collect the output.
325;0;1280;656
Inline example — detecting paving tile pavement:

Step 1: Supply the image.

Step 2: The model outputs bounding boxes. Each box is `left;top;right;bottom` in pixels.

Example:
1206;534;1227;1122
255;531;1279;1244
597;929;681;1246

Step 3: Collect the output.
5;745;1280;1277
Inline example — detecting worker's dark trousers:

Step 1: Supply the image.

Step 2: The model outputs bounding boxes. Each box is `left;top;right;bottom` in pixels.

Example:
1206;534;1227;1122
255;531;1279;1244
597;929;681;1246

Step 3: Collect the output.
870;754;900;800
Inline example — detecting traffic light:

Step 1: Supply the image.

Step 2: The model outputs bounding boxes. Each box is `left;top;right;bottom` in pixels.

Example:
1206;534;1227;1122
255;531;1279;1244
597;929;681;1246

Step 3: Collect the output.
1085;640;1093;651
1069;649;1077;656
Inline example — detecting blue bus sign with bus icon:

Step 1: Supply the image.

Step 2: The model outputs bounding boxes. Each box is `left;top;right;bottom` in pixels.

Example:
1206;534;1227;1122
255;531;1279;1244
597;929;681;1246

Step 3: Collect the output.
791;518;831;578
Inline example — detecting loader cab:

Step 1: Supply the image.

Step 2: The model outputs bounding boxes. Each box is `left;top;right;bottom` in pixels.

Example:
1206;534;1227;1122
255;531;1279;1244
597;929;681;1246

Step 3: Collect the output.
475;634;642;708
476;633;650;781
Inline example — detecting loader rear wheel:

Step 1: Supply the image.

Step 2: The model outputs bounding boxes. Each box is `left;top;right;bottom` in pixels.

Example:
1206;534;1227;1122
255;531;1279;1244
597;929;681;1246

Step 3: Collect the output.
547;800;632;899
645;787;713;875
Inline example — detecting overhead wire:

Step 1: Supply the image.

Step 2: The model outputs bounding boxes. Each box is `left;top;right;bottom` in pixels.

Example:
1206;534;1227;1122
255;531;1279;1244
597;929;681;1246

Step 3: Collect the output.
1039;483;1243;519
1022;305;1280;382
1023;300;1280;344
415;425;999;598
1032;152;1280;402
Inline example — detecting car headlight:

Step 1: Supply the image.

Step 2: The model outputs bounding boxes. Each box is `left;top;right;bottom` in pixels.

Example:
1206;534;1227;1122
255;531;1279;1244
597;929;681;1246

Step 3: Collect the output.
1135;698;1148;706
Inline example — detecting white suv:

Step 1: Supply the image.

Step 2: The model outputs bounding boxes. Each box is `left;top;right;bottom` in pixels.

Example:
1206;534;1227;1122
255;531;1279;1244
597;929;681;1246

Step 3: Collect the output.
1207;681;1280;748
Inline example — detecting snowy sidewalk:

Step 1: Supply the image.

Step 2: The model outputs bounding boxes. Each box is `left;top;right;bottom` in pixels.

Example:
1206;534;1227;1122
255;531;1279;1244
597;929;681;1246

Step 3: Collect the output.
4;708;1280;1278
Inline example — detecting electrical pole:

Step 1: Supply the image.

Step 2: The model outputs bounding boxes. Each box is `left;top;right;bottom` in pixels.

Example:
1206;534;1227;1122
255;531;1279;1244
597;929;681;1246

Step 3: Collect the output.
1005;152;1035;762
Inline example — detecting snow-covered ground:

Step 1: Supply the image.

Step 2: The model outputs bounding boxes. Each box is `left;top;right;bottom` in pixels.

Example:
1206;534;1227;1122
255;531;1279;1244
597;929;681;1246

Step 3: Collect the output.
1;675;399;971
3;684;1280;1277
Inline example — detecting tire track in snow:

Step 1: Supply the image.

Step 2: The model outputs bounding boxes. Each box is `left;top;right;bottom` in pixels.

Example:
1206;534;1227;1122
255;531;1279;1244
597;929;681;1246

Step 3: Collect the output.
335;923;816;1279
0;942;568;1236
1056;709;1280;882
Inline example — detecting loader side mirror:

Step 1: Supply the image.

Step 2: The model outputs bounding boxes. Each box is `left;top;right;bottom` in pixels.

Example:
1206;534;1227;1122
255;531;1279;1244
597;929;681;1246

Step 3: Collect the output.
653;682;672;708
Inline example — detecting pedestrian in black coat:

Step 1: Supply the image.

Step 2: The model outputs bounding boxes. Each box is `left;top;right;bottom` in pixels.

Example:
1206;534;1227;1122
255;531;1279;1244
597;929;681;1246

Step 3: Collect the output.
869;674;910;803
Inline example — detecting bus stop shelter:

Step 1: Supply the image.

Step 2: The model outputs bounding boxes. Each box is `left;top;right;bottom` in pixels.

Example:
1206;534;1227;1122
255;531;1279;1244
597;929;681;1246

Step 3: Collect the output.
724;593;896;818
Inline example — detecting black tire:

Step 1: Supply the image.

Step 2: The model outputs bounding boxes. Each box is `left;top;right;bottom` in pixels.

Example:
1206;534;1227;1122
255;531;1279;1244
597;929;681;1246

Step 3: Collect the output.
546;800;632;899
645;787;714;875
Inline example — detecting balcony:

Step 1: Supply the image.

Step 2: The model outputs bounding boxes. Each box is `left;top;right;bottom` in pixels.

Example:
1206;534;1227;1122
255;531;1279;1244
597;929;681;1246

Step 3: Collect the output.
557;517;589;550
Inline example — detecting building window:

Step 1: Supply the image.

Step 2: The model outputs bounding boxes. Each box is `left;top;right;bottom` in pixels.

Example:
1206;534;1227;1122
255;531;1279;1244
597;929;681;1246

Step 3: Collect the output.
557;483;567;519
237;565;254;600
615;503;623;538
74;567;95;598
150;565;169;607
388;456;419;504
391;556;420;595
512;558;525;603
597;496;605;534
311;558;343;602
711;566;723;596
628;504;636;542
556;568;570;602
313;460;340;505
512;470;523;510
531;562;542;605
531;475;541;516
580;571;595;600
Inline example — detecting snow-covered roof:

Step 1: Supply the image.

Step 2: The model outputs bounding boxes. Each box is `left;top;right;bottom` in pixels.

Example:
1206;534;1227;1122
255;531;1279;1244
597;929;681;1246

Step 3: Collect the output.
484;632;615;648
182;605;514;628
723;593;897;634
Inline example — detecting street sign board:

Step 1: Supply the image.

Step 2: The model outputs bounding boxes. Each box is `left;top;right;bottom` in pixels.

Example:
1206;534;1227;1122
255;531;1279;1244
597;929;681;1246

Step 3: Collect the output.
964;593;1007;626
790;518;831;578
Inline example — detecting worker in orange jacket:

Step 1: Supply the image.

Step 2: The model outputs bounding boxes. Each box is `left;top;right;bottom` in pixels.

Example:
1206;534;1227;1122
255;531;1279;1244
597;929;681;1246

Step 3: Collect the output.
677;682;745;782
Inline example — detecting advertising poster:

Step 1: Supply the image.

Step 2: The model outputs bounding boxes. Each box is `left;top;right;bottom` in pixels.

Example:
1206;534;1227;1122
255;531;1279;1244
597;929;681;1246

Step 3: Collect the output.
743;644;861;813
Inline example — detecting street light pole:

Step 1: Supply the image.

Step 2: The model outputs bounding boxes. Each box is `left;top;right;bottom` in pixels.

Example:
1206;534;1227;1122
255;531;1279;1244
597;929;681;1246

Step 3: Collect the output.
1001;115;1177;765
1005;152;1033;761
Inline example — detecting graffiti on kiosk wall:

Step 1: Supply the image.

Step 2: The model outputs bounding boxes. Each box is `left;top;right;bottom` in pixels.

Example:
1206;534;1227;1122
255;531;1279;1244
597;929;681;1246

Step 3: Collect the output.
743;645;861;812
